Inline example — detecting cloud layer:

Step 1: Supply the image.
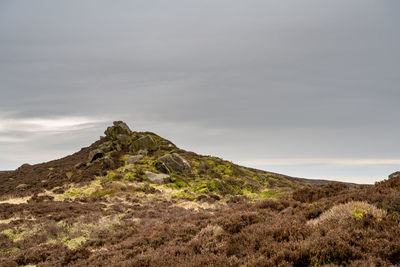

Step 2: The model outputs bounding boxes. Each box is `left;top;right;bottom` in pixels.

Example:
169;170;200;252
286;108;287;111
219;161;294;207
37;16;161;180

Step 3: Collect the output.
0;1;399;183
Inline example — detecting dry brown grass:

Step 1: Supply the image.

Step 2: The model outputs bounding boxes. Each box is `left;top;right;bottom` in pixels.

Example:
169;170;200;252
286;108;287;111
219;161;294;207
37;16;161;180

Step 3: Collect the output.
308;201;386;226
0;196;31;205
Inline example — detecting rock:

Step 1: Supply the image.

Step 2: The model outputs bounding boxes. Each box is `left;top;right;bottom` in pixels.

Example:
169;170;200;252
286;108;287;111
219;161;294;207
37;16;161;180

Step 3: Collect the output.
104;121;132;140
127;155;143;165
130;135;158;152
145;171;170;184
116;134;132;148
160;140;176;149
88;149;104;163
154;161;170;174
102;156;115;169
98;141;113;153
158;153;191;173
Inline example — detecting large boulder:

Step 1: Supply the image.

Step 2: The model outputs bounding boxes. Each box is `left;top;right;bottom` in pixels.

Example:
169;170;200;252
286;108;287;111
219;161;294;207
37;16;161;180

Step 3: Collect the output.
154;161;170;174
130;135;158;152
145;171;170;184
104;121;132;140
158;153;191;173
88;149;104;163
116;134;132;148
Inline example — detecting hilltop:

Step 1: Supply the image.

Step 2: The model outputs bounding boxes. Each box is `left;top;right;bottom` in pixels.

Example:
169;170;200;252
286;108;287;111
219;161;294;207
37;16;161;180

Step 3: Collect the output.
0;121;399;266
0;121;337;202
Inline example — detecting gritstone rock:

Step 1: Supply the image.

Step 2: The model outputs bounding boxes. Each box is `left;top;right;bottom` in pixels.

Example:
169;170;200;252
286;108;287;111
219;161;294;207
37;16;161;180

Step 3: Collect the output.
145;171;170;184
130;135;158;152
127;155;143;165
88;149;104;163
104;121;132;140
98;141;114;153
154;161;170;174
116;134;132;148
158;153;191;173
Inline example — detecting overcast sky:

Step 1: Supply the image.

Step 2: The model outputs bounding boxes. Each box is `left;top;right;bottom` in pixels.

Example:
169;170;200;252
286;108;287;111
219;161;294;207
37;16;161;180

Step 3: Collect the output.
1;0;399;184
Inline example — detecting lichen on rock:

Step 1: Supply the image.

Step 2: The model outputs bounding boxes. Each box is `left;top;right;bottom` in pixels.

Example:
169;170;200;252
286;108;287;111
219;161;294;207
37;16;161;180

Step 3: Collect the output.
130;135;158;152
158;153;191;173
145;171;170;184
88;149;104;163
104;121;132;140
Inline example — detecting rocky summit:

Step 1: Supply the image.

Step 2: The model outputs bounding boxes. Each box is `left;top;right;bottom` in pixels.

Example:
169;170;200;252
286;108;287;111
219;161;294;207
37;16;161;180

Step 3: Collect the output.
0;121;399;267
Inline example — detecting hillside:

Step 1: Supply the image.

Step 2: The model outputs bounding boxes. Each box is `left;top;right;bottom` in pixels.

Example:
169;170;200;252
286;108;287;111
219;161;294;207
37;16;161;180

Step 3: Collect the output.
0;121;399;266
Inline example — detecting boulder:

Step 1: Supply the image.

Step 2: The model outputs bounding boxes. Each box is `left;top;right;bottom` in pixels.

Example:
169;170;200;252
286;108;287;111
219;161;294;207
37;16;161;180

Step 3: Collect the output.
130;135;158;152
158;153;191;173
116;134;132;147
154;160;170;174
104;121;132;140
127;155;143;165
145;171;170;184
98;141;113;153
88;149;104;163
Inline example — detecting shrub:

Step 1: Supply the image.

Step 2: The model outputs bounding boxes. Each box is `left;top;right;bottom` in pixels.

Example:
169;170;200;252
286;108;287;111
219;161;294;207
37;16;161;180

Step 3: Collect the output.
308;201;386;226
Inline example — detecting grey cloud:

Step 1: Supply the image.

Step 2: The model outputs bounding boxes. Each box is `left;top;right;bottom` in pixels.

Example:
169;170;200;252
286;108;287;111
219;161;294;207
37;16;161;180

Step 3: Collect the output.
0;0;399;182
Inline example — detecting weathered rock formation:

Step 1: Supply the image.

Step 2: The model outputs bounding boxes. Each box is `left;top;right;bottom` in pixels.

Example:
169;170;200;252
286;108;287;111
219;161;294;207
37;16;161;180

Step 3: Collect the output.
127;155;143;165
145;171;170;184
158;153;191;173
130;135;158;152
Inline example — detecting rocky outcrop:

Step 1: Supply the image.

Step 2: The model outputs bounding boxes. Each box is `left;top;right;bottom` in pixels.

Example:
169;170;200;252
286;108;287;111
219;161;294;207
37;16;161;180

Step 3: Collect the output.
104;121;132;140
130;135;158;152
88;149;104;163
98;141;114;153
154;161;170;174
145;171;170;184
127;155;143;165
116;134;132;148
158;153;191;173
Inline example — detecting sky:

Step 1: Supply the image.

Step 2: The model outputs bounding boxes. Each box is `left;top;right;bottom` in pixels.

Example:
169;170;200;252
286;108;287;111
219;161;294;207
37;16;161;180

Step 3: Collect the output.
0;0;399;184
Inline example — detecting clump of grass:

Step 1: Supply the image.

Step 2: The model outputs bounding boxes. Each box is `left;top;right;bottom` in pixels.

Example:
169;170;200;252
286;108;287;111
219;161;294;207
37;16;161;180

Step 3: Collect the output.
171;191;195;200
169;176;188;189
64;179;102;198
308;201;386;226
1;227;32;242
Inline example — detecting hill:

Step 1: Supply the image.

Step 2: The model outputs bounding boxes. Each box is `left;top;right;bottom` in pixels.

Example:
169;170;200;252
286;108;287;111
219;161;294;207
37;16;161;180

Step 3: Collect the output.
0;121;399;266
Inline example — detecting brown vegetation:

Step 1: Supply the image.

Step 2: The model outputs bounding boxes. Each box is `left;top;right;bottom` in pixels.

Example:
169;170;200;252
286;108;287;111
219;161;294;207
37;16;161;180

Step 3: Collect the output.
0;124;399;266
